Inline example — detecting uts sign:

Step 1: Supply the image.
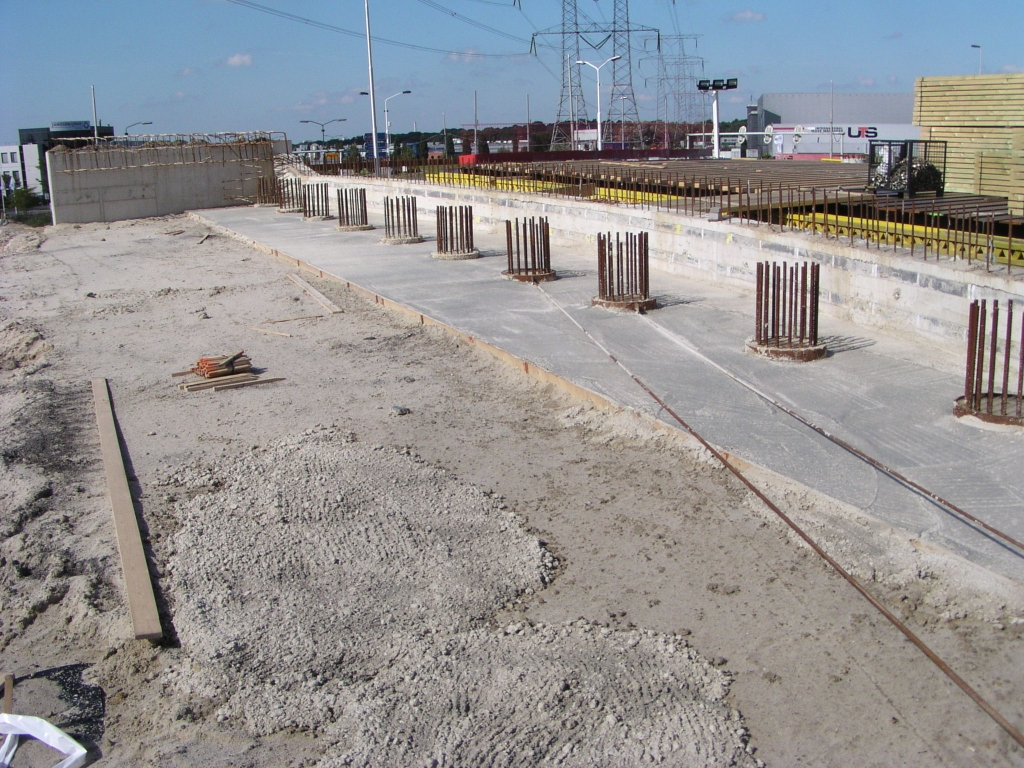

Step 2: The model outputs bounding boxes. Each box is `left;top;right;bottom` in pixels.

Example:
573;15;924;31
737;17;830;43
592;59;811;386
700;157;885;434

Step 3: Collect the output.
847;126;879;138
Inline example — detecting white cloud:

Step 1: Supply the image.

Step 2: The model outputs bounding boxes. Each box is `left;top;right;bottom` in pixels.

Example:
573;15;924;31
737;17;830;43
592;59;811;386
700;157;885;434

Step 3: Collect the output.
1002;64;1024;73
856;76;876;88
727;9;764;23
176;66;199;77
278;90;359;113
226;53;253;67
886;75;900;85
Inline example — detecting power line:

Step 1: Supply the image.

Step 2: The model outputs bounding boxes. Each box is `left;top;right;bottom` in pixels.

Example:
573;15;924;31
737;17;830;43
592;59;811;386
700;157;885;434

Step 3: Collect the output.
414;0;530;44
224;0;533;58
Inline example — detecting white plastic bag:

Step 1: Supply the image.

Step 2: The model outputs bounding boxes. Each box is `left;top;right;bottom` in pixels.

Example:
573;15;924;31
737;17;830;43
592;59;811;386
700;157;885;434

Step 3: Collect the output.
0;712;87;768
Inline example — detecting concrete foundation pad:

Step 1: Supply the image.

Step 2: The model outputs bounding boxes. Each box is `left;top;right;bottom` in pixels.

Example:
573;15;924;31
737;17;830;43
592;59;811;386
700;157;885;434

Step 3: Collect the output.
381;235;424;245
503;270;558;283
432;249;480;261
592;296;658;313
337;224;375;232
953;396;1024;427
745;340;829;362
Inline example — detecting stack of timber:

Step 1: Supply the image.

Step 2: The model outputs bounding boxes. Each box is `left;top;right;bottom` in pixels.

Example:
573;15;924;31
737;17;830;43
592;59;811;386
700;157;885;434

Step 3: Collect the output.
174;351;285;392
914;74;1024;215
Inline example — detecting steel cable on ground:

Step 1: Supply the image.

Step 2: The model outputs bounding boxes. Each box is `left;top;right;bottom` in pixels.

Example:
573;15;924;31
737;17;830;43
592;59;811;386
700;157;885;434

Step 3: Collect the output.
636;315;1024;556
531;283;1024;749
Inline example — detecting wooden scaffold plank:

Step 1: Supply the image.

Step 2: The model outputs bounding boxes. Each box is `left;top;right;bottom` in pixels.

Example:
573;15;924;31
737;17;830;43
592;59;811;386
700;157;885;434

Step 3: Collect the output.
91;378;163;641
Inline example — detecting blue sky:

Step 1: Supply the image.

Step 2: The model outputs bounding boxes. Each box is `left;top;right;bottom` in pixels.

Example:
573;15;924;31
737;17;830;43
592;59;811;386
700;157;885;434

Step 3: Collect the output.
1;0;1021;143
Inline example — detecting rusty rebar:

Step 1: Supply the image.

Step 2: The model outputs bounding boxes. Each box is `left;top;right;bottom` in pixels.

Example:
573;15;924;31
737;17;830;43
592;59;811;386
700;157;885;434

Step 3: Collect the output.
755;260;820;348
383;195;419;239
596;231;649;302
435;205;475;254
337;187;368;227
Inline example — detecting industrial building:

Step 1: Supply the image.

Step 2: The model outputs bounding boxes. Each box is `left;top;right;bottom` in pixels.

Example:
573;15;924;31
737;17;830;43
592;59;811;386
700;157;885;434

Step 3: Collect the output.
747;92;920;159
13;121;115;196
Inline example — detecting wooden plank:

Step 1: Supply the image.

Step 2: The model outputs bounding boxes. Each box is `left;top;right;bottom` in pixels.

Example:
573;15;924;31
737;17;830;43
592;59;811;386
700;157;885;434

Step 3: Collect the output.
287;273;341;314
3;674;12;714
91;378;163;641
249;327;292;337
213;377;286;392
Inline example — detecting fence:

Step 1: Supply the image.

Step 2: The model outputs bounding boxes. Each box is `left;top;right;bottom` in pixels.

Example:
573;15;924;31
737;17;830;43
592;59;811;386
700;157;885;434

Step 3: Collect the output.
594;232;654;312
296;156;1024;270
504;217;555;282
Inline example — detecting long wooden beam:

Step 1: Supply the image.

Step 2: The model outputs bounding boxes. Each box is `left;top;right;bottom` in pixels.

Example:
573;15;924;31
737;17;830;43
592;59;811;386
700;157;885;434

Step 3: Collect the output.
91;378;162;641
287;273;342;314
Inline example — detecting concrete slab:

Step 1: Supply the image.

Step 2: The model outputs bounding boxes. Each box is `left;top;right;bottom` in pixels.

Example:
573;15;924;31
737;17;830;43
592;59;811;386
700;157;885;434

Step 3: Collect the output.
194;205;1024;583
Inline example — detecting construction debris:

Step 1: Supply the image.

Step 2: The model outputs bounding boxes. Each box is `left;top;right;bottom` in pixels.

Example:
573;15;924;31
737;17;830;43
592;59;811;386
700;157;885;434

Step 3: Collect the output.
287;274;342;314
173;351;285;393
191;350;252;378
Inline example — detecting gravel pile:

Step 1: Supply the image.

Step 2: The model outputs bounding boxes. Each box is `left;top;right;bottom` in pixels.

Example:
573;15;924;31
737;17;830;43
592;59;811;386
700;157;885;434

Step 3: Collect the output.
160;426;756;766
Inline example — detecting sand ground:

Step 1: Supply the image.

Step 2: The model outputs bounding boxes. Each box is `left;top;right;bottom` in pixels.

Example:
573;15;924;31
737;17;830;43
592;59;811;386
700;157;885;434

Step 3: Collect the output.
1;216;1022;767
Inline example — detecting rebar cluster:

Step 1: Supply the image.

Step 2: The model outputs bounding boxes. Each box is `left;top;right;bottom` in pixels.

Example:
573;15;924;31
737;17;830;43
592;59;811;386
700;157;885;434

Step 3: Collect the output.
382;196;422;243
277;178;302;213
302;182;331;219
433;205;479;259
594;232;654;312
504;217;555;282
750;261;825;361
958;299;1024;425
337;188;372;230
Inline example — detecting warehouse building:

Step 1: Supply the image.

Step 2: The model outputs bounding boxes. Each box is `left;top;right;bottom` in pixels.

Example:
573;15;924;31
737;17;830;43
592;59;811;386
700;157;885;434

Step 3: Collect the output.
746;92;920;159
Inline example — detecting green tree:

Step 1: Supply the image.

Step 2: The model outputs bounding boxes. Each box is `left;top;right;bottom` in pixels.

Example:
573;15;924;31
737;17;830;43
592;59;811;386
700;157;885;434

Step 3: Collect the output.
460;132;473;155
478;140;490;155
444;133;456;158
416;139;428;160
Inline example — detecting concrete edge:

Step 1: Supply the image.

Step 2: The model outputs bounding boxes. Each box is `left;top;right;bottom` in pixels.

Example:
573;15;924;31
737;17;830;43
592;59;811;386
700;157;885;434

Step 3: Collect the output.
185;210;1024;596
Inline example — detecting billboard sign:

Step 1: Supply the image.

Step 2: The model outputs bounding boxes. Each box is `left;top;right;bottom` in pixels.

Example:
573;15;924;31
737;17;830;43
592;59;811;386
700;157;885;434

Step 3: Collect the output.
50;121;91;131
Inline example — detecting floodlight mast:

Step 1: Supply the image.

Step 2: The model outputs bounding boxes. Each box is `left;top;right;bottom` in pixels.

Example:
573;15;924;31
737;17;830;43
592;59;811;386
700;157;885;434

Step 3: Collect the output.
364;0;380;173
697;77;738;159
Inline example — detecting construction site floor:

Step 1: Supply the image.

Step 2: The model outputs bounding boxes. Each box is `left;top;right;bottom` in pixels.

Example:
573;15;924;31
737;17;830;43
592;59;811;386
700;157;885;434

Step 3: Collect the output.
196;205;1024;585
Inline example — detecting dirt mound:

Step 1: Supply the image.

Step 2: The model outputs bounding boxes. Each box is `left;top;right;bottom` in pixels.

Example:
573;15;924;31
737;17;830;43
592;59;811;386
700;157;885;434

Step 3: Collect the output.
159;427;757;766
0;320;51;372
322;621;756;768
161;427;557;734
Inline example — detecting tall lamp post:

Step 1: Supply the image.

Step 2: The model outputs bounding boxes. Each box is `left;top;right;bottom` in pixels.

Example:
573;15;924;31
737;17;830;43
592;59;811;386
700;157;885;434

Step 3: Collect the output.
617;95;627;147
576;55;621;152
971;44;983;75
384;90;412;157
124;121;152;136
697;78;738;159
300;118;346;145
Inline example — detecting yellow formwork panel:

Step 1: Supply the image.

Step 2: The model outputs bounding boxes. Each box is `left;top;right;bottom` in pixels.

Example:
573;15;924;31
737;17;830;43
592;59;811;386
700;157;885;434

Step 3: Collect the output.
788;212;1024;265
591;187;680;205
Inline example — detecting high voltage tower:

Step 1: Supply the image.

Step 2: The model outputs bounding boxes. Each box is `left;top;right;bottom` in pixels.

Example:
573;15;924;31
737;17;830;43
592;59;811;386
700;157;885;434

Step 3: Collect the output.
532;0;657;150
642;34;704;150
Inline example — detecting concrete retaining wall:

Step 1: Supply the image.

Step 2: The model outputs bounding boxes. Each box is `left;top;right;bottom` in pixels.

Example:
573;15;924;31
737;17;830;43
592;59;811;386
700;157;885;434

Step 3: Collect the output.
48;142;274;224
306;172;1024;343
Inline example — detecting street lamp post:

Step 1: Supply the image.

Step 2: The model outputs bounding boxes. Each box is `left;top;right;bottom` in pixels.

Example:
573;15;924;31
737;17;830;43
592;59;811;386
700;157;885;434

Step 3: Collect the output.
300;118;346;145
576;55;621;152
364;0;380;173
971;44;982;75
124;121;152;136
384;91;412;157
618;95;627;147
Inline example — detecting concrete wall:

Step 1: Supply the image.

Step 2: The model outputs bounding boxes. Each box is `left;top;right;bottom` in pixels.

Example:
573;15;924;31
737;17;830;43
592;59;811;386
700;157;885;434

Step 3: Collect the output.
48;141;274;224
308;172;1024;343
